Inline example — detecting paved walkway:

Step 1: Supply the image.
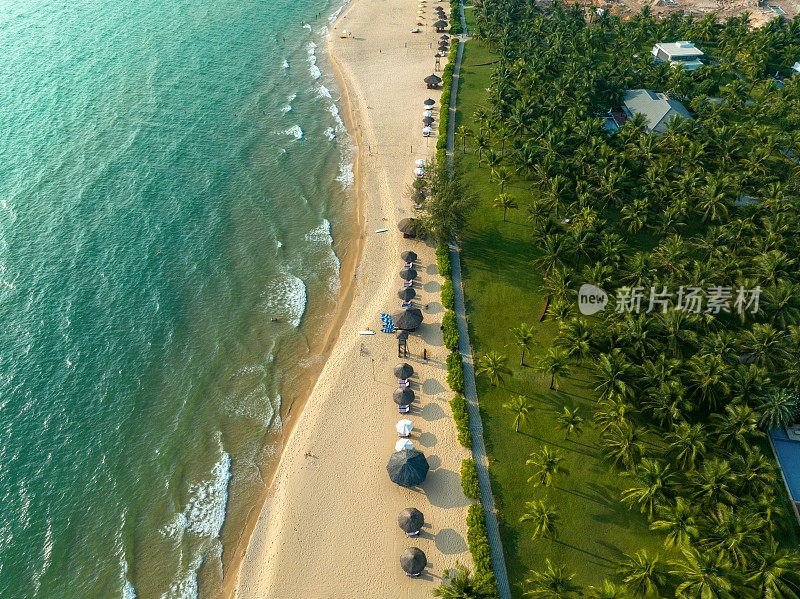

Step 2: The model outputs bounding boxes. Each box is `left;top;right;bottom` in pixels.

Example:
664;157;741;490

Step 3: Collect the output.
445;7;513;598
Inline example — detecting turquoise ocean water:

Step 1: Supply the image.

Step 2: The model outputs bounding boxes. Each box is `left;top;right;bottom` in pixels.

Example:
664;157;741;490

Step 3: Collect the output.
0;0;354;597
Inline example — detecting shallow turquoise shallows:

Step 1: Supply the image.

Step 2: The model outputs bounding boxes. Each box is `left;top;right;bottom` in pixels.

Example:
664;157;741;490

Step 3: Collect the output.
0;0;352;597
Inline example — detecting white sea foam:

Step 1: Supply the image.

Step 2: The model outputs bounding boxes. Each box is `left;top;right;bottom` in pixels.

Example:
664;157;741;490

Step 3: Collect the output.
303;22;312;30
315;85;332;99
183;452;231;538
329;5;344;22
280;104;292;114
307;42;321;79
305;219;333;243
122;559;136;599
160;558;202;599
309;64;321;79
160;512;188;542
282;125;303;139
282;59;289;69
324;127;336;140
262;273;307;327
276;240;283;248
336;160;354;188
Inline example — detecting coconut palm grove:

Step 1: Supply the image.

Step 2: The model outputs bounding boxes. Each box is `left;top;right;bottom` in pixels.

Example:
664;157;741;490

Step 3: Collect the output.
429;0;800;597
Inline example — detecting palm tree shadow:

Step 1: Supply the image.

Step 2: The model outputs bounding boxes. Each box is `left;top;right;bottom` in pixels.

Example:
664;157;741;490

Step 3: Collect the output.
553;538;617;566
517;433;595;458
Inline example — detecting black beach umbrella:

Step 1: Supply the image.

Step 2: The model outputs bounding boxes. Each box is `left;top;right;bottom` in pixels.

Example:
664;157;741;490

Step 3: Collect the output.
394;362;414;379
393;387;415;406
434;20;448;28
398;218;418;235
398;287;416;301
401;250;418;261
440;34;449;39
399;269;417;281
393;308;423;330
387;449;429;487
424;74;442;85
400;547;428;575
398;508;425;535
423;117;435;125
424;98;436;106
439;42;449;49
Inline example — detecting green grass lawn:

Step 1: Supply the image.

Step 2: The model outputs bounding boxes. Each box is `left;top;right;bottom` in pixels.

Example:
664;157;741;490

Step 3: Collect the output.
454;40;670;595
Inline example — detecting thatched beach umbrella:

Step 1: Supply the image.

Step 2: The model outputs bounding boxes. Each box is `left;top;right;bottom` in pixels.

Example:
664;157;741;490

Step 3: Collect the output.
439;42;449;49
393;387;415;406
387;449;429;487
398;218;418;237
401;547;428;576
393;308;423;330
424;74;442;87
423;117;434;125
398;287;416;301
424;98;435;106
401;250;418;262
394;362;414;379
399;269;417;281
440;34;449;39
398;508;424;535
434;19;448;28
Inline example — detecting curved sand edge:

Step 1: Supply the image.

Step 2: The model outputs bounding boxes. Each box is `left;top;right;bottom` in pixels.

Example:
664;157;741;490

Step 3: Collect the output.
232;0;473;596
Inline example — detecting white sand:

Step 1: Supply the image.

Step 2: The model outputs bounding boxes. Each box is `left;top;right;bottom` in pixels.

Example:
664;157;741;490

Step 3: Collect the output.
232;0;472;596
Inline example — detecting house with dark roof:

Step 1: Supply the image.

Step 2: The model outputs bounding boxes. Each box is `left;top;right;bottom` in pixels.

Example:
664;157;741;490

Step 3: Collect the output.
620;89;692;134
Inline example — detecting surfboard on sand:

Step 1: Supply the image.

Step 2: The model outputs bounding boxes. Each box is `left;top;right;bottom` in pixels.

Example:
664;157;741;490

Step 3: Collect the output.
358;330;376;335
374;228;389;233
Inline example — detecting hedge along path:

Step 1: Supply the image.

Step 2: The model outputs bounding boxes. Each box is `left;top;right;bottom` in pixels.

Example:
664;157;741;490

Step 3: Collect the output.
443;8;513;598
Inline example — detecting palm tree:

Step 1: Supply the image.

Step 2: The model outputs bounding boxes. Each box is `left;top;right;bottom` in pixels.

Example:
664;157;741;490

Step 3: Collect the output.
536;348;571;390
555;319;592;363
556;406;584;439
432;561;495;599
621;458;674;520
503;395;534;433
519;500;560;542
711;402;762;452
617;550;665;598
595;350;632;400
669;548;738;599
745;541;800;599
666;422;707;470
456;125;474;153
526;446;568;488
650;498;699;549
475;351;513;387
595;396;634;434
493;193;518;222
492;166;513;193
690;458;737;507
602;422;644;472
586;580;629;599
524;559;581;598
511;323;536;366
757;389;799;431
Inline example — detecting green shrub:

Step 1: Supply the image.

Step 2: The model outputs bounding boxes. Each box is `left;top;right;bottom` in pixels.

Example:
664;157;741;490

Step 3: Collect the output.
450;394;472;447
436;244;452;277
443;310;459;350
441;280;455;310
436;148;446;163
466;503;499;596
461;458;481;499
446;350;464;393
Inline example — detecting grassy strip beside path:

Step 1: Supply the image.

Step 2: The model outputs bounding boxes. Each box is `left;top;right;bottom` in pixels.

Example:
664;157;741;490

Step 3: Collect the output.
453;40;666;592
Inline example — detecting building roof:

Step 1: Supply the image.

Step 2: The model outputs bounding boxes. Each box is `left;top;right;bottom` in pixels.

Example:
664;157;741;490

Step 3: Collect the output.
654;41;704;58
622;89;692;133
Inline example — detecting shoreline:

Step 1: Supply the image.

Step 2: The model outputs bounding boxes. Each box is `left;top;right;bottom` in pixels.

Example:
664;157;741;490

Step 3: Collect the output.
233;0;473;594
220;7;368;596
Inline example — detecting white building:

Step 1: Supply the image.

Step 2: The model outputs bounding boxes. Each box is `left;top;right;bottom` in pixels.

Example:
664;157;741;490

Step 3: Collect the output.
651;41;704;72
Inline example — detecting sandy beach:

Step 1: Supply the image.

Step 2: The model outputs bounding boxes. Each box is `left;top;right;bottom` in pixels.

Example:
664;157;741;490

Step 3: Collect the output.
232;0;472;596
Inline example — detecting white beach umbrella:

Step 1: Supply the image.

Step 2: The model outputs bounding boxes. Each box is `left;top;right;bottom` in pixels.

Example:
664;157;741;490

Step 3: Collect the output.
395;438;414;451
414;167;424;177
423;110;432;117
396;419;414;436
422;126;432;134
415;159;425;166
